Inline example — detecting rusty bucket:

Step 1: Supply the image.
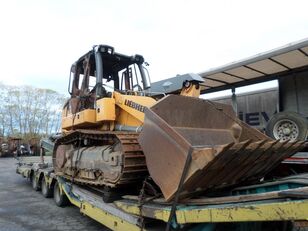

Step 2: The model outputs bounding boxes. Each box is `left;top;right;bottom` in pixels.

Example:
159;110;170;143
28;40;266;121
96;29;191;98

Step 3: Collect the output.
139;95;304;201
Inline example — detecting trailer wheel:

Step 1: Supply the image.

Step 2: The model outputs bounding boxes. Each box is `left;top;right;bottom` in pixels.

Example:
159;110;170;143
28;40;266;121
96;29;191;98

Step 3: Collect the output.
41;177;53;198
266;111;308;141
53;181;69;207
31;173;40;191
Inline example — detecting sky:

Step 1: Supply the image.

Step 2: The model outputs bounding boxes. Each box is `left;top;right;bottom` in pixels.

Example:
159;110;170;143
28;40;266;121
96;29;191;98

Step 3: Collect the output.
0;0;308;96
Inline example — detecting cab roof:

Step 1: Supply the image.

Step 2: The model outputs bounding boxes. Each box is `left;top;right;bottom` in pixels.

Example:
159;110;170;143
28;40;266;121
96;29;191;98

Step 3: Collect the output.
72;45;144;77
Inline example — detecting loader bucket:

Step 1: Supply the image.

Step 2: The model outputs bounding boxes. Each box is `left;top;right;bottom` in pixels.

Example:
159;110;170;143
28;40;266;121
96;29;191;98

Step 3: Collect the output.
139;95;304;201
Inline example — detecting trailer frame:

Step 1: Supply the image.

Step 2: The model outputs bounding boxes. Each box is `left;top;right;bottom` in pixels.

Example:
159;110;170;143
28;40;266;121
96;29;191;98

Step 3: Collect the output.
16;158;308;231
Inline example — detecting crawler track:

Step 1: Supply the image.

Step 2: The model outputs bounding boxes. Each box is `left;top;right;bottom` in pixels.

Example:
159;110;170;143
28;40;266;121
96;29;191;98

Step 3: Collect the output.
53;129;148;188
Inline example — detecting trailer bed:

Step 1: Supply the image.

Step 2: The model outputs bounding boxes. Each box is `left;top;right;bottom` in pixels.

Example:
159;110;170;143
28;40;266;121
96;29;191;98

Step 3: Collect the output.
16;157;308;231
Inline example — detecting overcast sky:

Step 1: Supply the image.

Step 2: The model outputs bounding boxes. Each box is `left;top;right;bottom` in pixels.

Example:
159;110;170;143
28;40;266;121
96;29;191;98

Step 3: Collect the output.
1;0;308;96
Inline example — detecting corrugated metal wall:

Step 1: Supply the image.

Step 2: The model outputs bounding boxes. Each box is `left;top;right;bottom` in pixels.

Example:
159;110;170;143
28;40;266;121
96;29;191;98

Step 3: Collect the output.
211;88;278;131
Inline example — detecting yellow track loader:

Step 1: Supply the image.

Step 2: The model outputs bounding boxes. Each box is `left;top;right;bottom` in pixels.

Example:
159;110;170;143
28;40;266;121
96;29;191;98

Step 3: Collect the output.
53;45;304;202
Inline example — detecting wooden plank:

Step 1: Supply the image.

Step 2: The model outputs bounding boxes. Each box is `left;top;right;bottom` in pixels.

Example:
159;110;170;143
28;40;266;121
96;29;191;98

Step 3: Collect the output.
278;191;308;199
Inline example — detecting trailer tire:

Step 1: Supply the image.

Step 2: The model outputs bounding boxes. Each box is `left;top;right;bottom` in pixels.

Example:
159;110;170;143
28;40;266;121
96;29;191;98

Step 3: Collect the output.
266;111;308;141
31;173;40;191
41;177;53;198
53;181;69;207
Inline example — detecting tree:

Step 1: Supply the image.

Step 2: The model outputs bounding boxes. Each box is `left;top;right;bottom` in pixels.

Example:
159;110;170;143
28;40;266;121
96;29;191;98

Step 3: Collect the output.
0;83;66;140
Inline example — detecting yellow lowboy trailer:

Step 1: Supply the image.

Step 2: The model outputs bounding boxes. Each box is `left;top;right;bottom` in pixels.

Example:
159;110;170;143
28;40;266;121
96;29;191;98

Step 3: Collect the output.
16;157;308;231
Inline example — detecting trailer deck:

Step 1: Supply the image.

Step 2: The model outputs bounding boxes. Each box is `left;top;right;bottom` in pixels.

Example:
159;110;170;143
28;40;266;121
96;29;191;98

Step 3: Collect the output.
16;157;308;231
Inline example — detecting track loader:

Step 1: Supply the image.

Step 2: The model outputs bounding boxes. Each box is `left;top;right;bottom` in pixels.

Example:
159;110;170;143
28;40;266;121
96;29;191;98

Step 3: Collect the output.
53;45;304;202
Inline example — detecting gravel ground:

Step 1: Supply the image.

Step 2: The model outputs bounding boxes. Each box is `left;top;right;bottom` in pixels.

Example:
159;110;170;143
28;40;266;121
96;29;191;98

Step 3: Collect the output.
0;157;109;231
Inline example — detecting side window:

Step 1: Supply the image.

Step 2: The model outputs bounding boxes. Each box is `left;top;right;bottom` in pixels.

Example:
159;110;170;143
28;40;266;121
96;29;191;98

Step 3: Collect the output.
78;74;85;90
103;78;115;92
89;76;96;92
68;71;74;94
132;64;143;91
119;68;132;91
119;64;143;91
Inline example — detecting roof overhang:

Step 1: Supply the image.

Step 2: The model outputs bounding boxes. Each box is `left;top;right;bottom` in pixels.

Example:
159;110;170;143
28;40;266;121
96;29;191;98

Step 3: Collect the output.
199;38;308;94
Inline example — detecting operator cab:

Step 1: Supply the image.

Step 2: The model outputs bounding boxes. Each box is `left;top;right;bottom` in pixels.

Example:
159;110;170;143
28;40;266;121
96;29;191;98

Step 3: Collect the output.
67;45;151;114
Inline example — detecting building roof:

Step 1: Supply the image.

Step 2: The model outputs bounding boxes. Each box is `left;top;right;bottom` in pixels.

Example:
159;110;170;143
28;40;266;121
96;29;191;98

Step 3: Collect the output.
199;38;308;93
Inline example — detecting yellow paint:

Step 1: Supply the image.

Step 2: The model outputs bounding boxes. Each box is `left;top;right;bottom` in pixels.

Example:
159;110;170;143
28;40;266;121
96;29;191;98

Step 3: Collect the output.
17;165;308;228
17;167;30;177
177;200;308;223
61;92;156;131
113;92;156;126
60;80;202;132
80;202;142;231
58;182;142;230
116;110;143;127
116;199;308;224
180;84;201;97
96;98;116;121
115;201;170;222
34;172;39;181
154;210;171;222
113;202;141;215
62;109;96;129
60;183;81;207
45;175;52;186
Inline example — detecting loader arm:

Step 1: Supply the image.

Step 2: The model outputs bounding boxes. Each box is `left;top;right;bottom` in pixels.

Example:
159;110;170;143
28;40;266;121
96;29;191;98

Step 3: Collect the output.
112;92;156;128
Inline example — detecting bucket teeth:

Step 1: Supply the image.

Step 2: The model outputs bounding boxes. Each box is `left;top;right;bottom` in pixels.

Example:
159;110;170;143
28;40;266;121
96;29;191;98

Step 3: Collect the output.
139;95;306;201
209;140;268;187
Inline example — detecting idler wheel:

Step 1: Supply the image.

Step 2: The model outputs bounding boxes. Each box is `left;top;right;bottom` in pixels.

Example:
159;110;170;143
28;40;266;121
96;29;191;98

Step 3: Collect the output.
55;145;68;168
